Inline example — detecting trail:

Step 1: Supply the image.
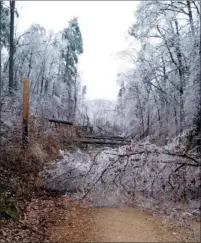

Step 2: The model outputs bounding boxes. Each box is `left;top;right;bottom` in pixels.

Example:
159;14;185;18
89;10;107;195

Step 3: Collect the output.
48;200;200;242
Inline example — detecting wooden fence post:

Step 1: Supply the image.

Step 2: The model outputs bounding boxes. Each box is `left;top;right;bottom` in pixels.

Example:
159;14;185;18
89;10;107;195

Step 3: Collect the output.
22;77;29;146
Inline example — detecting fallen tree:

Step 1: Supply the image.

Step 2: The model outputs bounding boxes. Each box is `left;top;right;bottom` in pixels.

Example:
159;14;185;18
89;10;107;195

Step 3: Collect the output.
84;135;131;142
72;139;130;146
48;119;73;125
42;137;201;221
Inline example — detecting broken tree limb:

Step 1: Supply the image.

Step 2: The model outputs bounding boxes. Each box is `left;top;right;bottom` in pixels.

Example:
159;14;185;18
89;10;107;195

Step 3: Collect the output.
72;139;131;146
48;119;73;125
162;150;200;164
106;150;201;165
159;161;201;167
81;156;121;200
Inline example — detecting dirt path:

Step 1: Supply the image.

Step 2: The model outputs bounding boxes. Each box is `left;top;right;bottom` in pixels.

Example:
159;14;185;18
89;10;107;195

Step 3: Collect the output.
89;207;200;242
49;200;200;242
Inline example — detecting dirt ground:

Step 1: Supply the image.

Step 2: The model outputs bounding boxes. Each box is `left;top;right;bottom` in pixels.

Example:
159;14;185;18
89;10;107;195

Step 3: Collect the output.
49;198;200;242
1;195;200;243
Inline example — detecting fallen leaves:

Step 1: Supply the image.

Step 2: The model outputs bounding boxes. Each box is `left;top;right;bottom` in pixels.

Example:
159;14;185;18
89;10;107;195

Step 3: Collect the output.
0;195;66;243
48;198;93;242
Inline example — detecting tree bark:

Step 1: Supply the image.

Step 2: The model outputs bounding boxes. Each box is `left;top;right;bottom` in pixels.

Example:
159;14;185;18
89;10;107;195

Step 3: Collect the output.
9;0;15;94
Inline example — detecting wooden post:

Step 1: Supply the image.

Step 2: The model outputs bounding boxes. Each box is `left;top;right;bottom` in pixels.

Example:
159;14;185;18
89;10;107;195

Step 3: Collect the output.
22;77;29;146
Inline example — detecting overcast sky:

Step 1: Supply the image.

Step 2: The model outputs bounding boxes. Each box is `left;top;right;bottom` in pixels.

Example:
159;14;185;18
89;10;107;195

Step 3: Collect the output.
16;1;138;100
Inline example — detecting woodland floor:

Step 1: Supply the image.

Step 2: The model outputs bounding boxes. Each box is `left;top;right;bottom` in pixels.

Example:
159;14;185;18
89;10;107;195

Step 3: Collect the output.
48;197;200;243
0;195;200;242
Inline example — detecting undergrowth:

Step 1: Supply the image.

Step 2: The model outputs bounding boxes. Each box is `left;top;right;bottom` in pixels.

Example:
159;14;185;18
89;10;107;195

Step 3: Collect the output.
0;114;71;220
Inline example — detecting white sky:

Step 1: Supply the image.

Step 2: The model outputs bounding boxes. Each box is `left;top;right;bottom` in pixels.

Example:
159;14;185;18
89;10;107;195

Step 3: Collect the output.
16;1;138;100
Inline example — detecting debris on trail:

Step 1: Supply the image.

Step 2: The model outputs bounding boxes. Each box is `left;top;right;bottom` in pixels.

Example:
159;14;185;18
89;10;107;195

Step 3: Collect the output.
48;200;201;243
42;139;201;223
1;193;199;243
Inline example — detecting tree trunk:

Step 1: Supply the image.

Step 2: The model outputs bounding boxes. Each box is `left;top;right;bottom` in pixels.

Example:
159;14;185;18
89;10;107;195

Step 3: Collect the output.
173;94;179;136
9;0;15;94
64;46;70;83
174;19;185;134
0;1;2;108
44;77;49;95
200;12;201;135
27;50;33;78
186;1;194;36
161;56;169;137
73;73;78;122
40;64;45;95
44;61;54;95
40;77;44;95
22;77;30;146
196;12;201;136
0;1;2;87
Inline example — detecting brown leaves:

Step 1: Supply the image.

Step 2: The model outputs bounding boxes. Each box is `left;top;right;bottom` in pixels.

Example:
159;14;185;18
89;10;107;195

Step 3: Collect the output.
48;198;93;242
0;196;65;243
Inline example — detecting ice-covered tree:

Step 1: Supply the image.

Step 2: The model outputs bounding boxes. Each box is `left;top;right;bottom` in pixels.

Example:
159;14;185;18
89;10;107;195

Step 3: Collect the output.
115;0;200;144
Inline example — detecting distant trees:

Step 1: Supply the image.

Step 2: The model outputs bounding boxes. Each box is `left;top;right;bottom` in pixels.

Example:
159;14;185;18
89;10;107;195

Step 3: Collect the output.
0;0;199;141
115;0;200;143
85;99;119;134
0;1;10;47
0;3;85;121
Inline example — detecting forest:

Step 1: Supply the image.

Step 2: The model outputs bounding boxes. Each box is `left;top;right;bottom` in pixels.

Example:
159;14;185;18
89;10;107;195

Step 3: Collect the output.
0;1;200;243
